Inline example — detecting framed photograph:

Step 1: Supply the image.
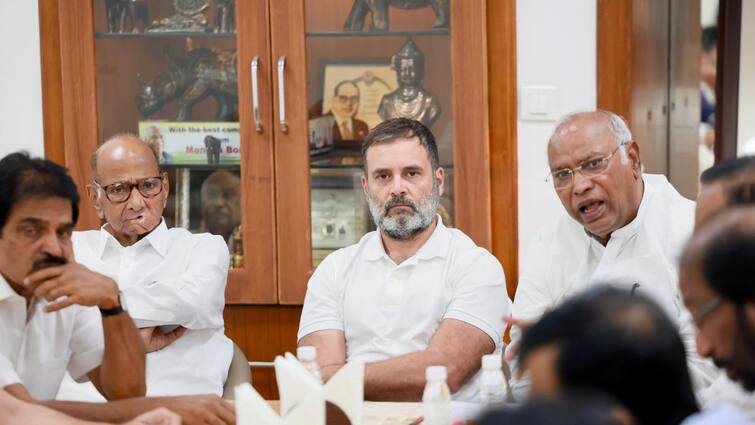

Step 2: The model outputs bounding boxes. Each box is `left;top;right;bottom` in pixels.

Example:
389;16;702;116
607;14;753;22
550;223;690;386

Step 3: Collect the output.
319;60;398;132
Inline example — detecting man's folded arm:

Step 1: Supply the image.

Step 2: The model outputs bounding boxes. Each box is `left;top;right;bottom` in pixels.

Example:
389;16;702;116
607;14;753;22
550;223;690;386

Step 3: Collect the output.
122;235;229;330
363;319;495;401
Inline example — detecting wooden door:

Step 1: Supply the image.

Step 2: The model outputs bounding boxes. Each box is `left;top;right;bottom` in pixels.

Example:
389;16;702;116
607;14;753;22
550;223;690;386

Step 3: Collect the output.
41;0;277;303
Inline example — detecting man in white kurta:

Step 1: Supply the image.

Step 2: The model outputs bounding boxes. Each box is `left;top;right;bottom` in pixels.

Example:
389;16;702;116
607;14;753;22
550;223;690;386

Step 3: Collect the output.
57;135;232;400
298;118;510;402
70;220;232;396
510;110;718;399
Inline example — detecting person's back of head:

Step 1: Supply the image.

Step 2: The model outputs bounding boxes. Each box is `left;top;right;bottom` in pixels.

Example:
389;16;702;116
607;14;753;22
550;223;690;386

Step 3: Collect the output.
696;156;755;227
519;286;698;425
699;156;755;187
479;393;631;425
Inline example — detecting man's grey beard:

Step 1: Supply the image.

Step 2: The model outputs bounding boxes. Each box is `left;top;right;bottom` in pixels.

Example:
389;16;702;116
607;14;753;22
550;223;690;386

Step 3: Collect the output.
366;184;439;241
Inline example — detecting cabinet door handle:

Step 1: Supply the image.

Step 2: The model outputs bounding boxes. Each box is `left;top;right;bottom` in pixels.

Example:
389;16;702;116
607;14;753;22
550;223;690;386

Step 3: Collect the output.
251;56;262;133
277;56;288;133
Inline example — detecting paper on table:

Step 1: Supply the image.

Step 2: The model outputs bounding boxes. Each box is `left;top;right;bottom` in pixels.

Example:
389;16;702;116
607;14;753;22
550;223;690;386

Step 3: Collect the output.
234;382;326;425
234;383;281;425
276;352;364;425
275;354;323;416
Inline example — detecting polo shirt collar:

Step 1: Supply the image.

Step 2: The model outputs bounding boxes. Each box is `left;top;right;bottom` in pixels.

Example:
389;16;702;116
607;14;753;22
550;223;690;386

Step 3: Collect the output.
363;215;450;262
97;218;169;258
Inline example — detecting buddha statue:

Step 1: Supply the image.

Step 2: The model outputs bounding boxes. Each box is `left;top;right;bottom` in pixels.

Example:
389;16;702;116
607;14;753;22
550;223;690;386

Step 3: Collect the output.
378;38;441;127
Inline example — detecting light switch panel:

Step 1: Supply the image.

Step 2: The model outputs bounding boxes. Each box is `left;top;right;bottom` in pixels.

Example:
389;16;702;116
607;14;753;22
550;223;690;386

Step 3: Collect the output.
520;85;559;121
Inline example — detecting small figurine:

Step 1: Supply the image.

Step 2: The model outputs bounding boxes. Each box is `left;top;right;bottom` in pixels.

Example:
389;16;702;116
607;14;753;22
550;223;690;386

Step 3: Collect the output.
147;0;209;33
378;38;441;127
204;135;222;164
230;225;244;269
106;0;148;33
135;41;238;121
213;0;235;33
343;0;449;32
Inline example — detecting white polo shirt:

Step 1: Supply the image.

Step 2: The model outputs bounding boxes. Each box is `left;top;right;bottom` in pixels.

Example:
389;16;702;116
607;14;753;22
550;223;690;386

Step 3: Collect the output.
298;217;510;401
0;274;104;399
57;220;233;400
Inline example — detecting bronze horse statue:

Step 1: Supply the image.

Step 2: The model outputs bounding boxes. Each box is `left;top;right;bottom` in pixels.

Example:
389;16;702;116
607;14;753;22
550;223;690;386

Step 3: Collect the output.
343;0;449;32
135;47;238;121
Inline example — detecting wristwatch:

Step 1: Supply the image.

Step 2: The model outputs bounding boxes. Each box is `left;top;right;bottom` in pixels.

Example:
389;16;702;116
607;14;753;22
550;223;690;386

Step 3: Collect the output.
100;291;126;317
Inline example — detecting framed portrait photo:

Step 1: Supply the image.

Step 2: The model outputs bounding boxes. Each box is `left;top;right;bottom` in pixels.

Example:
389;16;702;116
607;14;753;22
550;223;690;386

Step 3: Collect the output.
319;60;398;132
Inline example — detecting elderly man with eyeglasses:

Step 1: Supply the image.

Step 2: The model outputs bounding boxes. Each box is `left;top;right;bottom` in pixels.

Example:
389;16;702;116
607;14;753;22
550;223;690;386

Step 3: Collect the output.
508;110;719;401
57;134;233;401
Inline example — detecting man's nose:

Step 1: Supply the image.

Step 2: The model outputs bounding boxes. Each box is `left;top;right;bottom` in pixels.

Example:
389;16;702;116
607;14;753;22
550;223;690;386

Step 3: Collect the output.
696;332;713;359
390;176;408;196
571;171;594;195
127;186;146;209
40;231;65;258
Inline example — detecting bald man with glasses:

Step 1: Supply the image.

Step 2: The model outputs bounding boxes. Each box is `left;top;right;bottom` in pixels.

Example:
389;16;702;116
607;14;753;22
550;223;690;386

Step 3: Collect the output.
508;110;719;401
57;134;233;401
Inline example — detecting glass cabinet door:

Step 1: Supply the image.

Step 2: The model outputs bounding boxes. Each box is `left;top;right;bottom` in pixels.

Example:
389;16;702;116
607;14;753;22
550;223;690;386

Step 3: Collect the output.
271;0;491;304
90;0;276;303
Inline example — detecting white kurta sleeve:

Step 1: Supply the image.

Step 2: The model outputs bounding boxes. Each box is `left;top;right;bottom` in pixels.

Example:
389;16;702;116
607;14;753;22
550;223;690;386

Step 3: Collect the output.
297;251;344;341
67;306;105;381
443;249;509;348
0;354;21;389
508;228;557;400
121;234;229;330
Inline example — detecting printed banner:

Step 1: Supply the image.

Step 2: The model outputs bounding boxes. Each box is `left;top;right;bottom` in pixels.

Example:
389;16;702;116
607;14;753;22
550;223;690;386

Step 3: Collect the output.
139;121;241;165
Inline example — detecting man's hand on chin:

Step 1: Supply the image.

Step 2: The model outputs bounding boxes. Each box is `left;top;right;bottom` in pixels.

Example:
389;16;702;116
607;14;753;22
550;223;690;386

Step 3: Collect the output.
24;263;120;313
139;327;187;353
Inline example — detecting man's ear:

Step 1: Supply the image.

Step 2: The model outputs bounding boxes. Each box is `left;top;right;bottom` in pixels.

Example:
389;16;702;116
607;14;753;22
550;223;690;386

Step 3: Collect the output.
627;141;642;177
360;174;368;196
435;167;445;197
86;184;105;220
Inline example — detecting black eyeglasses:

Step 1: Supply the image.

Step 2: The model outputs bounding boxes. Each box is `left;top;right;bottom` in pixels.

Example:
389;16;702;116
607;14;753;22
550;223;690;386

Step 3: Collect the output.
94;175;165;203
547;143;627;189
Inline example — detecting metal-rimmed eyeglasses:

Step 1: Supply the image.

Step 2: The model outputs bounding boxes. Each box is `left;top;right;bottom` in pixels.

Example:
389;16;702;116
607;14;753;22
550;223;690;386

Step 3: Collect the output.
547;143;627;189
94;174;165;203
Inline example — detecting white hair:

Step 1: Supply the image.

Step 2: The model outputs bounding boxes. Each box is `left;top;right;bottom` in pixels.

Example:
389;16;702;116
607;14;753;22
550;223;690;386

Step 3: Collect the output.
550;110;633;164
551;110;632;145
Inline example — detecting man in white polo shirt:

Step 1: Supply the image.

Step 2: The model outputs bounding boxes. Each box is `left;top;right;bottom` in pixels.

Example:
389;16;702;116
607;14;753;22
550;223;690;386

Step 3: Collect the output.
298;118;510;401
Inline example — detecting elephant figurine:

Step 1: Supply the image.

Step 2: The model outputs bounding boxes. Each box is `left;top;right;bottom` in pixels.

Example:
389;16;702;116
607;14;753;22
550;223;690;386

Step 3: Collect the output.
343;0;449;32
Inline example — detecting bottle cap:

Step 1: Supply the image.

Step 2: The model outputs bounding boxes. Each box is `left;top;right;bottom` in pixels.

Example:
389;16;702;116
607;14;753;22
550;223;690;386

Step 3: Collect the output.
482;354;502;370
426;365;447;381
297;346;317;362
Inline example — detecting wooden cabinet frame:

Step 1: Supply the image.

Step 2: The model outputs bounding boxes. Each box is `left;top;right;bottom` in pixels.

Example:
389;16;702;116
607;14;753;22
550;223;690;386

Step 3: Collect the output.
39;0;519;307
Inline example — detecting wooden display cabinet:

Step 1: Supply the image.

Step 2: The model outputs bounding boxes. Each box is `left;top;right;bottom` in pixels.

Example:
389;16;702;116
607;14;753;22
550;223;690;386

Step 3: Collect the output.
40;0;518;398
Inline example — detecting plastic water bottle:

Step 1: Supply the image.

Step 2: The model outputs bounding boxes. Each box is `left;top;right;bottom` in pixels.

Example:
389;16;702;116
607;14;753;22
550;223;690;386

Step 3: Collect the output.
422;366;451;425
297;346;323;384
479;354;506;407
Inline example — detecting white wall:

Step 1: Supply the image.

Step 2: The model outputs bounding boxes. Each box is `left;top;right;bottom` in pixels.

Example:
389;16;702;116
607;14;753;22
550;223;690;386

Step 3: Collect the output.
516;0;597;268
738;0;755;154
0;1;45;158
